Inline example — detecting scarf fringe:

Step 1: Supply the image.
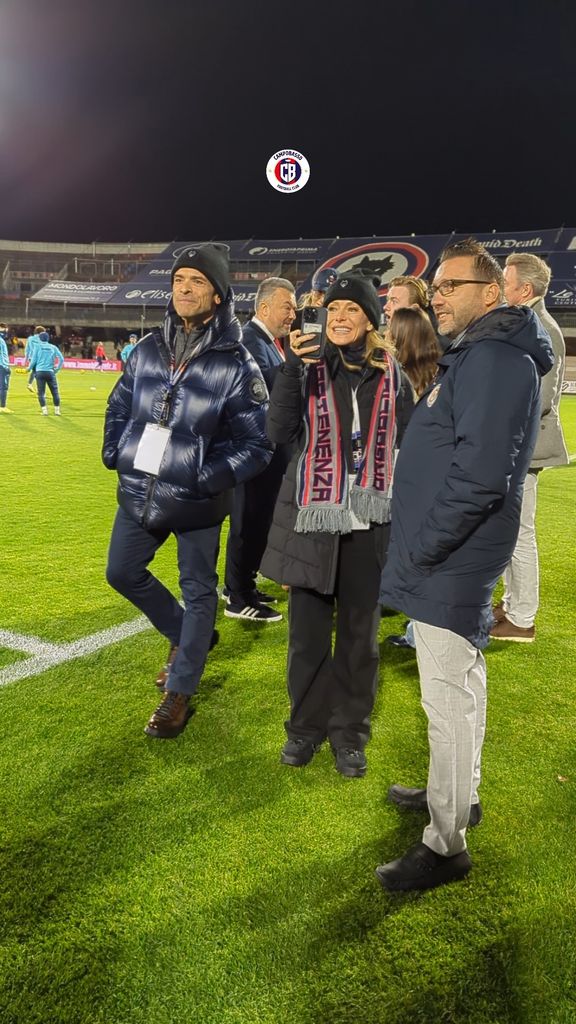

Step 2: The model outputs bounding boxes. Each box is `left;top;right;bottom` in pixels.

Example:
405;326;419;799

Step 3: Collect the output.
350;485;392;524
295;505;354;535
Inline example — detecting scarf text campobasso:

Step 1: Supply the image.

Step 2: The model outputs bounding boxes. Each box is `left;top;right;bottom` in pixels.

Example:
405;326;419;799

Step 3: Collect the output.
295;353;397;534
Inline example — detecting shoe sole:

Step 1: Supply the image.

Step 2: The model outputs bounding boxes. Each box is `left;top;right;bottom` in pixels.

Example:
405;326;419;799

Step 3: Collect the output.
144;708;193;739
375;857;472;892
490;635;534;643
224;608;282;622
336;766;367;778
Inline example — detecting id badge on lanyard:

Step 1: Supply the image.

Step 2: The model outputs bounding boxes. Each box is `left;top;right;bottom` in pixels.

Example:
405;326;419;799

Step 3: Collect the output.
133;423;172;475
132;358;183;475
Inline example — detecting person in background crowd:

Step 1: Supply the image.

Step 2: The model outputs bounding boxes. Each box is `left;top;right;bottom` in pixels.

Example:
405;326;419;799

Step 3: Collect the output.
95;341;107;370
376;239;553;892
0;324;12;413
261;273;414;778
29;331;64;416
223;277;296;622
120;333;138;368
103;244;273;740
25;324;45;393
490;253;569;642
380;276;437;628
293;267;340;330
383;307;442;650
384;275;430;325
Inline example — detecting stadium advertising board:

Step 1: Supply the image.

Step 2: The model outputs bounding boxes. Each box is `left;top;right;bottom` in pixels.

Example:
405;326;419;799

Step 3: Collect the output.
94;230;576;313
31;281;119;304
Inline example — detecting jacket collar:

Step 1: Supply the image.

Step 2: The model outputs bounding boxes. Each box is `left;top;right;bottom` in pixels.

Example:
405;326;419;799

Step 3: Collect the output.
162;288;242;357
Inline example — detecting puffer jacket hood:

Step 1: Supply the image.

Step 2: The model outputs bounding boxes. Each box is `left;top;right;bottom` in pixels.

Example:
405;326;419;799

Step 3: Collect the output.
447;305;554;376
163;287;242;357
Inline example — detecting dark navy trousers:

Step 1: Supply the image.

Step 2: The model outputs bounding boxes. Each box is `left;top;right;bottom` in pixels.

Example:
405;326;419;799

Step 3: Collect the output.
106;506;221;695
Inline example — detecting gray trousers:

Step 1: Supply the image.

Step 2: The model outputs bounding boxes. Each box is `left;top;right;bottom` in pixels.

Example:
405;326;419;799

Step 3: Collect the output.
413;622;487;857
503;470;539;629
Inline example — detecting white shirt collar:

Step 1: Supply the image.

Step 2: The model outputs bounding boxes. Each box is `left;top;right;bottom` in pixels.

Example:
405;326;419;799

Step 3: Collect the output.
252;316;275;341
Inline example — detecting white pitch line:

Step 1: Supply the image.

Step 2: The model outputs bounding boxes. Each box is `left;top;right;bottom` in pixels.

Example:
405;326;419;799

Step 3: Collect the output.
0;630;61;655
0;616;152;688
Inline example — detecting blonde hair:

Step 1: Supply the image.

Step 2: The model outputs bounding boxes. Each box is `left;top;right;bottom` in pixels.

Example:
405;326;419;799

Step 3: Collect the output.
337;328;395;372
388;276;429;309
505;253;551;298
297;291;318;309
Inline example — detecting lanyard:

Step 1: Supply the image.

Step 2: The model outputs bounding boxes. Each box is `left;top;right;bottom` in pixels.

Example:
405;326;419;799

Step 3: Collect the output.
159;343;201;425
351;386;363;470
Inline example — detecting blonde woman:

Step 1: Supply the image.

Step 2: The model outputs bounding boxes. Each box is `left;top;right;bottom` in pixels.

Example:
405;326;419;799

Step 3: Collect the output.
261;273;413;777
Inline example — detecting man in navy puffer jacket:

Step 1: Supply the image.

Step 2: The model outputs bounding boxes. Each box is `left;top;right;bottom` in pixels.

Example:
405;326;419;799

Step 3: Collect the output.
103;243;273;739
376;239;554;892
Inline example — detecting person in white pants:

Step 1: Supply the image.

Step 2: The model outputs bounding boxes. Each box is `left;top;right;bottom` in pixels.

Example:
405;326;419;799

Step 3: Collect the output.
491;253;569;643
376;238;553;892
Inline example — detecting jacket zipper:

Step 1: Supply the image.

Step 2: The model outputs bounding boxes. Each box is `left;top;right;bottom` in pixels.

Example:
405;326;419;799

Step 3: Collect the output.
142;336;173;527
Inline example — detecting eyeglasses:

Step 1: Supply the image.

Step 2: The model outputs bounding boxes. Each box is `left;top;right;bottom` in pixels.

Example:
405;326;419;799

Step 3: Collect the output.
428;279;493;299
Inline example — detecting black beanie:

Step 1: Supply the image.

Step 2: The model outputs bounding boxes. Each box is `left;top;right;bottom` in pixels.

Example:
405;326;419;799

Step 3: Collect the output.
170;243;230;299
323;272;382;331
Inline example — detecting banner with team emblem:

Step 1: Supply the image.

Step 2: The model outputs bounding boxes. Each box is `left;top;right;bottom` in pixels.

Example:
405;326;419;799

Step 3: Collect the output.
299;235;452;299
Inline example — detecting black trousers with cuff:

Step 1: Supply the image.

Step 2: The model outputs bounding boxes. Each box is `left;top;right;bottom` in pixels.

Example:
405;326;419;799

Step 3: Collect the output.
285;528;383;751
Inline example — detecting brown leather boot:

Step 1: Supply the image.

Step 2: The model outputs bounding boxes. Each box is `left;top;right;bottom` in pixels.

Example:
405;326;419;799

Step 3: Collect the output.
144;691;193;739
154;630;220;689
492;601;507;623
155;645;178;689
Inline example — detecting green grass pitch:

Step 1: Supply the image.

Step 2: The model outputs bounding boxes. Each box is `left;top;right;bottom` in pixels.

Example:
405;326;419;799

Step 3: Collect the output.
1;368;575;1024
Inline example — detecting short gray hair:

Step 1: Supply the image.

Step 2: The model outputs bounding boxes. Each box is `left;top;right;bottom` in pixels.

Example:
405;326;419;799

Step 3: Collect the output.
255;277;295;310
505;253;551;298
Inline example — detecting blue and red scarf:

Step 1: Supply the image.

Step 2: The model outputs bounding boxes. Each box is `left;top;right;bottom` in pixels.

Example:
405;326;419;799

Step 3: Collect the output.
295;354;397;534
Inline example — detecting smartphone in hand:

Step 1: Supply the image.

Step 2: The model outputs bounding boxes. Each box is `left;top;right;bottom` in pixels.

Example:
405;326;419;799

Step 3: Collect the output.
301;306;328;360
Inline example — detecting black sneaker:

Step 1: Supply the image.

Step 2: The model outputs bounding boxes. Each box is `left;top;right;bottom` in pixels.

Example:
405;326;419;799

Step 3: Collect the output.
224;600;282;623
222;586;277;605
334;747;367;778
280;737;320;767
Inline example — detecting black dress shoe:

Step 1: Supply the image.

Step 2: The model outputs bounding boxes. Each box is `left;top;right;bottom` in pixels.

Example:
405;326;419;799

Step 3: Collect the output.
280;737;320;767
387;784;482;827
376;841;472;892
386;634;415;649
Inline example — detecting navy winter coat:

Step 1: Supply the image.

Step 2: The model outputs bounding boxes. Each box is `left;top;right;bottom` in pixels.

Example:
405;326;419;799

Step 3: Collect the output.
241;319;285;393
102;293;274;531
379;305;554;648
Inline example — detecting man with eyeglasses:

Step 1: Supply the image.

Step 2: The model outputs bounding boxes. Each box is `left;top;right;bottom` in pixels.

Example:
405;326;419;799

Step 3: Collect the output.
376;238;553;891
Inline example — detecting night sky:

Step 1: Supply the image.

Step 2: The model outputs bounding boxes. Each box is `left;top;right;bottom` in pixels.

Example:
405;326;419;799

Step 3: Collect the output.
1;0;574;244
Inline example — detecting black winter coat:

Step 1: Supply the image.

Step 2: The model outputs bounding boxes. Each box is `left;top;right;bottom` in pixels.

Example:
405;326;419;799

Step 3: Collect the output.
260;345;414;593
102;293;274;531
380;305;554;648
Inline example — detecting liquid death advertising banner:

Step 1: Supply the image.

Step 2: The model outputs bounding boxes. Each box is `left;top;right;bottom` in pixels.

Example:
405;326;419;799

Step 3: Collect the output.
44;230;576;313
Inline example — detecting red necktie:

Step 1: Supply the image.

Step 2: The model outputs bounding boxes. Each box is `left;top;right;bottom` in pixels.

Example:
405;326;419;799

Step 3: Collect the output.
273;337;285;361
